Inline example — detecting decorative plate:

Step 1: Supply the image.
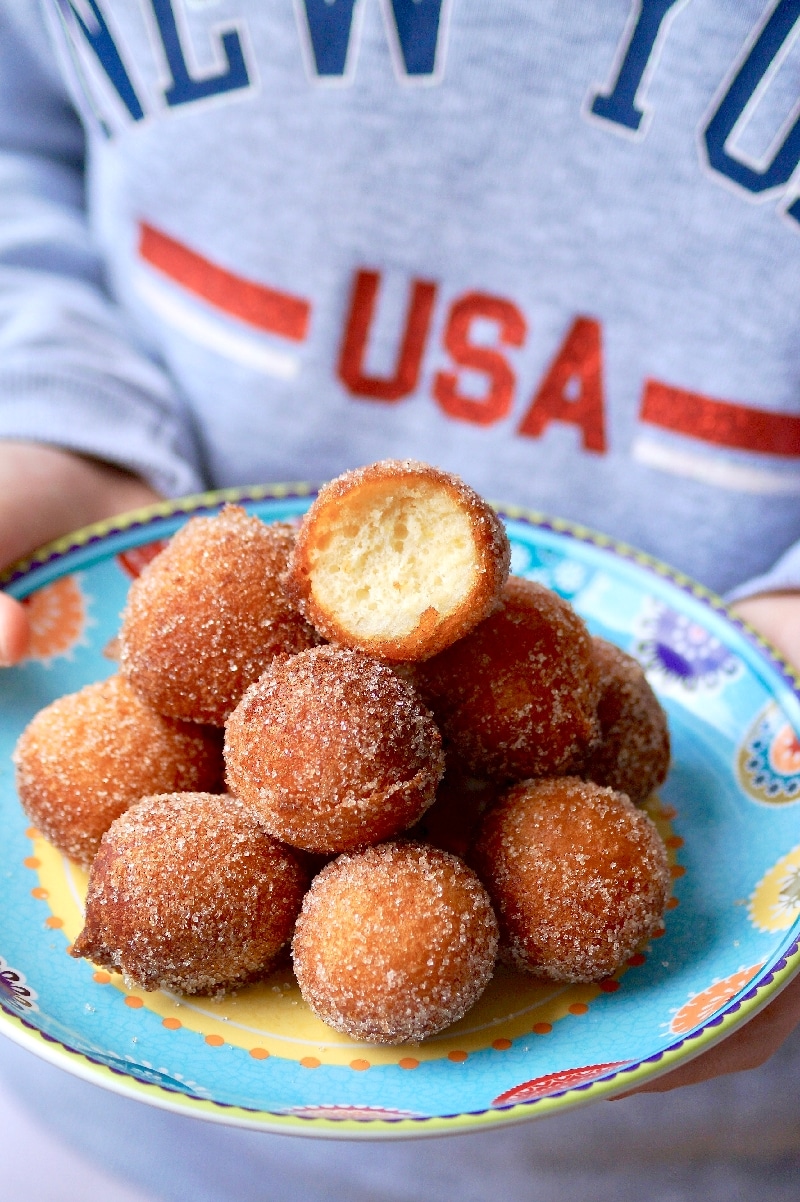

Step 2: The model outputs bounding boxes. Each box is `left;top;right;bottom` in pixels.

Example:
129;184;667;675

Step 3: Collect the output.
1;484;799;1139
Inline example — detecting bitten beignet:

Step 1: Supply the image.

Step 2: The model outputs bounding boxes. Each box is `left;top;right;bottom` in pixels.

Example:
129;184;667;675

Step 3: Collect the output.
286;459;511;661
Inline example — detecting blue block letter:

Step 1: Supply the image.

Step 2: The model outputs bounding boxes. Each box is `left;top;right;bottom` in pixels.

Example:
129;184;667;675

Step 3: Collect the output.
386;0;445;77
591;0;685;132
55;0;144;120
299;0;360;77
704;0;800;194
149;0;250;107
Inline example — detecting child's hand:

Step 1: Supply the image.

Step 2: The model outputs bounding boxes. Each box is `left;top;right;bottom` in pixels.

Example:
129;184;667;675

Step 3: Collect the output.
0;441;161;665
734;591;800;672
625;589;800;1094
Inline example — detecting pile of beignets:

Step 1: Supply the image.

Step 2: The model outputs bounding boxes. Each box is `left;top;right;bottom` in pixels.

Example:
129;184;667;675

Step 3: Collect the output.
13;459;672;1045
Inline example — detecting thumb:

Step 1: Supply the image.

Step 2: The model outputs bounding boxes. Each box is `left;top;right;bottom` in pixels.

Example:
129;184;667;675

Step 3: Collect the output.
0;591;30;666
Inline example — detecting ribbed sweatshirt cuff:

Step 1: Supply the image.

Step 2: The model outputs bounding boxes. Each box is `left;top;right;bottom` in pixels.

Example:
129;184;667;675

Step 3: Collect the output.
0;374;205;499
726;541;800;604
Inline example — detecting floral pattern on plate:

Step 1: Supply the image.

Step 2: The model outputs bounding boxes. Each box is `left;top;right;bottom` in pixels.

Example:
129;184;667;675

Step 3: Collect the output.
668;965;764;1036
737;703;800;805
20;575;91;665
280;1105;422;1121
750;845;800;933
633;601;740;695
492;1062;630;1107
0;955;38;1012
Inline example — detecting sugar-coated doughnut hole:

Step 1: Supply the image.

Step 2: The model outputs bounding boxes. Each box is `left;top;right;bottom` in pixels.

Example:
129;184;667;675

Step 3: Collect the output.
13;675;223;865
119;506;318;725
287;459;510;661
473;776;670;982
581;638;670;806
71;792;309;995
292;841;499;1043
224;646;445;852
414;576;601;781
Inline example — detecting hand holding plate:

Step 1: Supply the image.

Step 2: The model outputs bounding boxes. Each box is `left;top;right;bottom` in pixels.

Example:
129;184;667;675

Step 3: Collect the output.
0;440;160;665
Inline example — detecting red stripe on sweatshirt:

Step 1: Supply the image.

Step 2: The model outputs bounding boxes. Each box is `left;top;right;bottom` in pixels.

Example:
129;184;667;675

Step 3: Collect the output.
139;223;310;342
640;380;800;457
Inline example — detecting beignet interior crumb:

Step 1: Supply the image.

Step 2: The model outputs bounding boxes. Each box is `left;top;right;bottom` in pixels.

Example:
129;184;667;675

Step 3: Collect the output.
307;480;477;641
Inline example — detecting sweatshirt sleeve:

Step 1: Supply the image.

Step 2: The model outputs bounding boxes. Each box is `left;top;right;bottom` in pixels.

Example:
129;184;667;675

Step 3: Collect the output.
726;543;800;605
0;9;205;499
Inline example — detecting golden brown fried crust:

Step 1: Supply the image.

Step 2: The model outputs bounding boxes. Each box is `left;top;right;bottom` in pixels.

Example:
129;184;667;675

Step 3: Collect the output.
581;638;671;806
414;576;601;781
12;675;223;865
473;777;670;983
292;841;498;1044
286;459;511;661
118;506;318;725
224;646;445;853
71;792;309;995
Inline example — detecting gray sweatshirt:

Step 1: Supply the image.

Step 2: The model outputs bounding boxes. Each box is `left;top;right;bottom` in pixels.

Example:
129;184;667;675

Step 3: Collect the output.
1;0;800;599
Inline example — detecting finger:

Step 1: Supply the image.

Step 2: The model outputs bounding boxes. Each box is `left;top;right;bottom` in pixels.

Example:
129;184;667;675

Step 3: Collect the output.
732;592;800;670
0;592;30;666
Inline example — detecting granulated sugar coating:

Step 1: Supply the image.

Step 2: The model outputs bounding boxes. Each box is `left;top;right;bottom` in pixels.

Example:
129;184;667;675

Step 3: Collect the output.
287;459;511;662
118;506;318;726
414;576;601;781
473;777;670;982
581;638;671;807
12;675;222;865
292;841;499;1044
71;792;309;995
224;646;445;853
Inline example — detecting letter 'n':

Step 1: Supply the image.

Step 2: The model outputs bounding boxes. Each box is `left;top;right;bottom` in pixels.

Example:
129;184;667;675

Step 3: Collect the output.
297;0;447;80
54;0;145;120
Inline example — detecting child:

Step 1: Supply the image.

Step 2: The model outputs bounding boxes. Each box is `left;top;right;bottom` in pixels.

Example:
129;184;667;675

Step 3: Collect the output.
2;1;800;1197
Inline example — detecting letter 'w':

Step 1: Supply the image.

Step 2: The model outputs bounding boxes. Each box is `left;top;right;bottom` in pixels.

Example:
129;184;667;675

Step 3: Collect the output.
297;0;448;80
